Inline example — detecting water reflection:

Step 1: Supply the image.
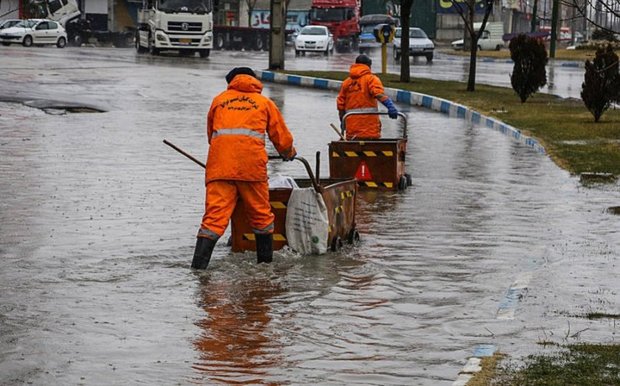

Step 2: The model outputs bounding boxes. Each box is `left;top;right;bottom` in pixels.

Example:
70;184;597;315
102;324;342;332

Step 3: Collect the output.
192;274;285;384
548;60;555;90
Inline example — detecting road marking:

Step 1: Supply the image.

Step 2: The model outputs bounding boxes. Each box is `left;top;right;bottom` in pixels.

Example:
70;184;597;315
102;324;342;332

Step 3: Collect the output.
497;272;533;320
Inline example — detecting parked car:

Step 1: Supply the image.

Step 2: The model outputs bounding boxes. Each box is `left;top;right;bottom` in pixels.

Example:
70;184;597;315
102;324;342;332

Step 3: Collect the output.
392;27;434;62
0;19;67;48
294;25;334;56
0;19;22;30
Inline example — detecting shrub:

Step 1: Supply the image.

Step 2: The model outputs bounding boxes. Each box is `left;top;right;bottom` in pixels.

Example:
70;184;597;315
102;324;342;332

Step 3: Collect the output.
591;29;618;42
509;34;548;103
581;44;620;122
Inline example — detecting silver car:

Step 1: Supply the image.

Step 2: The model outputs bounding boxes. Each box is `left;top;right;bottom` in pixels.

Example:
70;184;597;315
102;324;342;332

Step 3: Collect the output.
0;19;67;48
392;27;434;63
0;19;22;30
294;25;334;56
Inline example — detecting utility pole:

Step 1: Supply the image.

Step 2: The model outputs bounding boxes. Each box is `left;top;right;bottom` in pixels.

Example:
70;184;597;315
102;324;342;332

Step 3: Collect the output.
108;0;115;34
530;0;538;32
269;0;286;70
549;0;559;58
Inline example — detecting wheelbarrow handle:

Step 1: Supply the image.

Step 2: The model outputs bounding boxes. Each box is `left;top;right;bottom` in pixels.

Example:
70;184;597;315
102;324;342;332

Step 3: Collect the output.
341;111;407;139
267;155;322;193
162;141;323;192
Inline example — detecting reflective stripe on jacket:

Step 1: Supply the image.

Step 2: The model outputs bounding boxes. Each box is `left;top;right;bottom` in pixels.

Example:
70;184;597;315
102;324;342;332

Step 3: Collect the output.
336;63;388;139
206;74;295;182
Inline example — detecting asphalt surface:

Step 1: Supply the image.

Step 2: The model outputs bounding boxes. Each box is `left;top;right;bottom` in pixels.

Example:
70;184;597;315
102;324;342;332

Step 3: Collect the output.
0;45;618;385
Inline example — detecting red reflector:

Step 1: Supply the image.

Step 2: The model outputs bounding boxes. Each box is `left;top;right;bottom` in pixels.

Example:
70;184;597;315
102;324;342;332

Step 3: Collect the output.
354;161;373;181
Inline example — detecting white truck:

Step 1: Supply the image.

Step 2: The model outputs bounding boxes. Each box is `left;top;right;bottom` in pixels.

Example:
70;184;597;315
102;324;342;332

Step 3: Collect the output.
451;21;505;51
477;22;504;50
135;0;213;57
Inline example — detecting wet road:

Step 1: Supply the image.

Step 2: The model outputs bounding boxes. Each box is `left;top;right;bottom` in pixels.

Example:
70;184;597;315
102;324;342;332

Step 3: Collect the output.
282;46;586;100
1;46;619;385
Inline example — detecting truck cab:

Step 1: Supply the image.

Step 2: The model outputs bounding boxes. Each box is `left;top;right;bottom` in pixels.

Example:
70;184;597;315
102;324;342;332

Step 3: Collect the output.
451;21;505;51
27;0;81;26
476;22;504;50
309;0;360;52
136;0;213;57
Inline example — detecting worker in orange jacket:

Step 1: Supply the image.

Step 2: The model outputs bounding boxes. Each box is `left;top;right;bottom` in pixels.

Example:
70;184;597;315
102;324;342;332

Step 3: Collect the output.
192;67;296;270
336;54;399;140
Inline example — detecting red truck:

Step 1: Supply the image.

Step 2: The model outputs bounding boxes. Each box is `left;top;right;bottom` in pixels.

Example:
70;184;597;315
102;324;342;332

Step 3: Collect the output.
309;0;360;52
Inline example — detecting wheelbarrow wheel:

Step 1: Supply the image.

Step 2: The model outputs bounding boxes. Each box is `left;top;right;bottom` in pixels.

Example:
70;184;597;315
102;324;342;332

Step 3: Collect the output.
330;236;343;252
347;229;360;245
398;175;408;190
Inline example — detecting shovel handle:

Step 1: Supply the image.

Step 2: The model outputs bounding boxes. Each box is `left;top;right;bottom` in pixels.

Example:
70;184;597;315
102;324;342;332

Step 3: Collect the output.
163;139;206;169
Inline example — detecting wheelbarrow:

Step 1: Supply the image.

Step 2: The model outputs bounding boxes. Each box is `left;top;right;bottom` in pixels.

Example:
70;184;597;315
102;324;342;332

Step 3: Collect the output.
329;111;411;190
230;153;359;253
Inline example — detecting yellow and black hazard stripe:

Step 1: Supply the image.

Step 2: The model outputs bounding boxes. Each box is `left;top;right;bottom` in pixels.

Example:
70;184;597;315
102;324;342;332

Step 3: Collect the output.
331;150;394;158
332;189;355;216
339;190;354;200
243;233;287;242
358;181;394;188
270;201;287;209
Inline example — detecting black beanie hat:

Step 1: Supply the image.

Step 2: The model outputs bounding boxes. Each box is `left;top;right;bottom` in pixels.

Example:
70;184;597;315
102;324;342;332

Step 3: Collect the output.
355;54;372;67
225;67;257;84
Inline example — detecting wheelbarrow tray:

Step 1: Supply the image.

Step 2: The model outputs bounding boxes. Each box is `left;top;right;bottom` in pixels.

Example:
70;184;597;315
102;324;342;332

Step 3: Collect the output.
230;178;357;253
329;138;408;190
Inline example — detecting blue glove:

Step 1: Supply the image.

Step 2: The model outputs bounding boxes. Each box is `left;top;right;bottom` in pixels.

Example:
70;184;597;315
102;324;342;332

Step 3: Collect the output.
381;98;399;119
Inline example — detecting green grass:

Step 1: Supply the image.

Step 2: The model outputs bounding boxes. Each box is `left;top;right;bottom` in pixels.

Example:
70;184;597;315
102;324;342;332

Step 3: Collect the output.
284;70;620;176
443;47;598;61
486;344;620;385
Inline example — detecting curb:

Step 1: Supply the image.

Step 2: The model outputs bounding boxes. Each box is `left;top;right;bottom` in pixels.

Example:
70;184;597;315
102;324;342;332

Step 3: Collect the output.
256;70;546;155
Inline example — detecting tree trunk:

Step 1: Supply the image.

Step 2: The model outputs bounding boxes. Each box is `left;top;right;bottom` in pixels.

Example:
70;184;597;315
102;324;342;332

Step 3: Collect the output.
467;44;478;91
399;0;413;83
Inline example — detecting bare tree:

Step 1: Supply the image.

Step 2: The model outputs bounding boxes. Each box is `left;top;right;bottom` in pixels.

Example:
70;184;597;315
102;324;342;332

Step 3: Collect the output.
449;0;495;91
562;0;620;36
399;0;414;82
246;0;259;27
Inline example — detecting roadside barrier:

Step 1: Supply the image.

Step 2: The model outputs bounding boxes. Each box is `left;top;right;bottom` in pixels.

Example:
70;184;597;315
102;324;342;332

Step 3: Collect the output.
256;70;547;155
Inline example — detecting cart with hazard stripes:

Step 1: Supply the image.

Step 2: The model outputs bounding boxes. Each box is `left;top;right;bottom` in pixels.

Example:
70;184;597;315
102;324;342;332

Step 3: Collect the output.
329;112;411;190
230;154;359;253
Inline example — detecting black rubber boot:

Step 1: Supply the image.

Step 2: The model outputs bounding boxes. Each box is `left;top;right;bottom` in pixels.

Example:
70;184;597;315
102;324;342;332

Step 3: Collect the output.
191;237;217;269
255;233;273;264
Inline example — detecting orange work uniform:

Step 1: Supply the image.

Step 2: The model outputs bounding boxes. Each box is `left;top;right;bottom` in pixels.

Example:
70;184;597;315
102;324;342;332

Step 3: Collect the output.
198;74;295;239
336;63;390;140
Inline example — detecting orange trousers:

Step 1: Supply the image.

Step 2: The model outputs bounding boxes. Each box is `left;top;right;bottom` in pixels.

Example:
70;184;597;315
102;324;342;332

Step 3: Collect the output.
344;115;381;140
198;180;274;239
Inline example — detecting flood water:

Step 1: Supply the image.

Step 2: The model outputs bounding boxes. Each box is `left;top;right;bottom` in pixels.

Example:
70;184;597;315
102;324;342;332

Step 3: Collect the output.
1;47;619;385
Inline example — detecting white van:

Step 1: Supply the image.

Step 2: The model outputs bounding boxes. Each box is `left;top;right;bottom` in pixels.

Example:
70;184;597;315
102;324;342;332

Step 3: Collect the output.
451;21;505;51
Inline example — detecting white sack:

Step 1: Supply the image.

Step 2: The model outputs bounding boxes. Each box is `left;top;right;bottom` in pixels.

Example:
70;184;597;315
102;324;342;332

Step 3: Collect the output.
285;188;329;255
269;175;299;189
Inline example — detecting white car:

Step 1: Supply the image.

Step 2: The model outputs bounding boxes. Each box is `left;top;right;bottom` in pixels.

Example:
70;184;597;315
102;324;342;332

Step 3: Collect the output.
0;19;67;48
294;25;334;56
392;27;434;62
0;19;22;30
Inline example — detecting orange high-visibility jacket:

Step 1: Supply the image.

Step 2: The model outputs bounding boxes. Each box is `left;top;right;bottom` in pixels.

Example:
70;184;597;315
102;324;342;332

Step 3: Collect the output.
206;75;295;182
336;63;389;139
